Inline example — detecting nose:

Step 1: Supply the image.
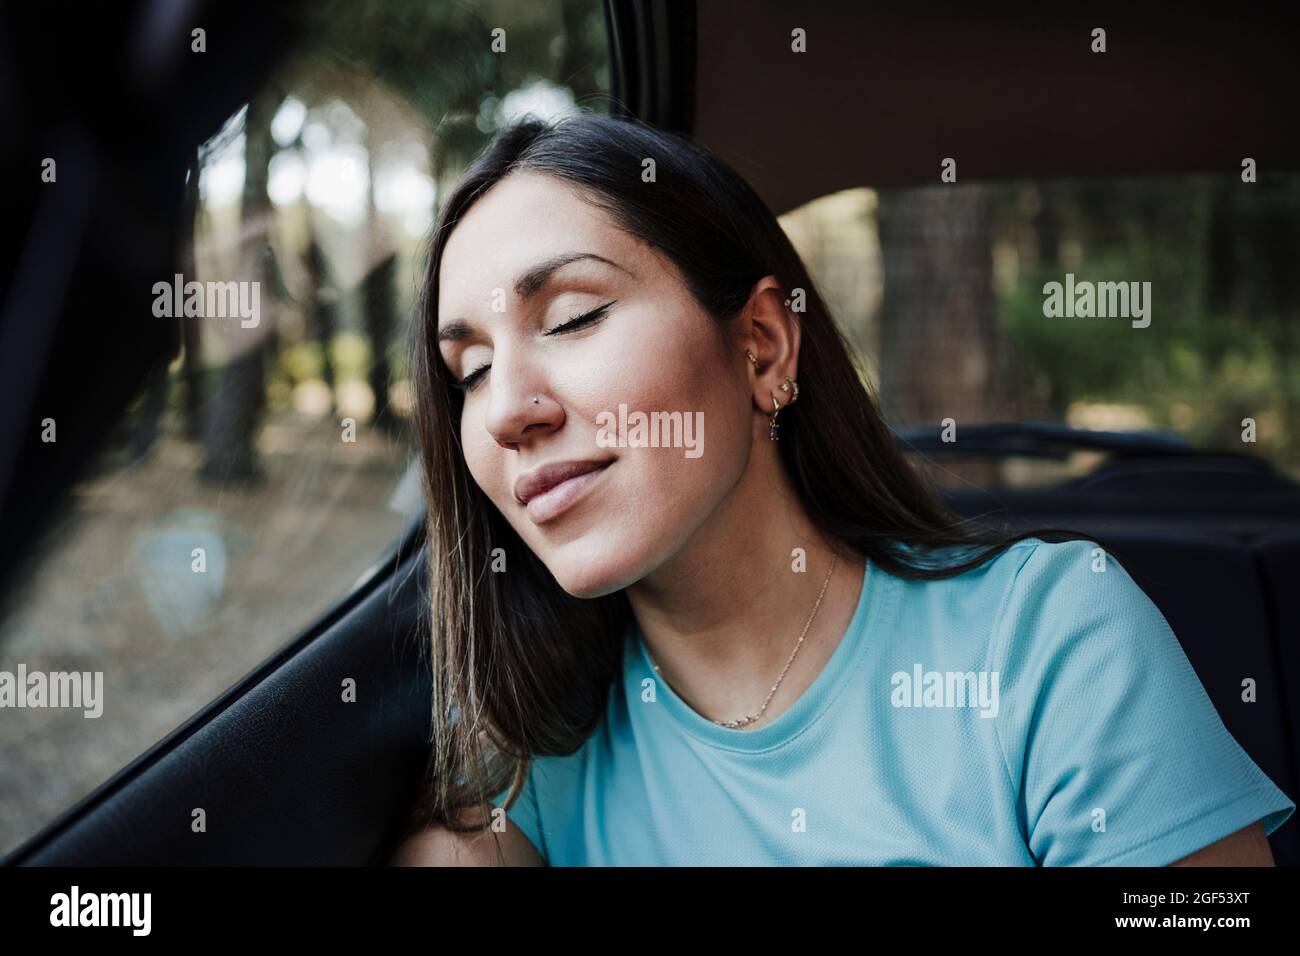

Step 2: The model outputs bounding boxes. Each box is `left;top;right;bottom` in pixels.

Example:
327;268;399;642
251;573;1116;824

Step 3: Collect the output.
482;349;563;449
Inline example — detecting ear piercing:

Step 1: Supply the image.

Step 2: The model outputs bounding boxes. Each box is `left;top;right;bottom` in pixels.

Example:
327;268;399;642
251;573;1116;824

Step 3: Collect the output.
743;349;799;441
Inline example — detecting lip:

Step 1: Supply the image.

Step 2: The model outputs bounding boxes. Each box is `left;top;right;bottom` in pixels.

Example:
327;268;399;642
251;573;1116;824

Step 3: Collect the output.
514;459;614;524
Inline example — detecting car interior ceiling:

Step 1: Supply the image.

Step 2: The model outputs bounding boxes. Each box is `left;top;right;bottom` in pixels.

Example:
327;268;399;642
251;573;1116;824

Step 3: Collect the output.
2;1;1298;865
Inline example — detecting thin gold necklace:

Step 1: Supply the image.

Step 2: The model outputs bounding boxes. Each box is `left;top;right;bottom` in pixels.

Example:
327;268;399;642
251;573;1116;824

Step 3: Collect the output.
645;553;839;729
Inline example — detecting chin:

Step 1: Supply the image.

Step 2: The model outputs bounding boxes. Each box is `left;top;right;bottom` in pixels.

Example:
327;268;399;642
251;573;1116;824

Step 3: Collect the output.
550;564;629;601
544;540;644;600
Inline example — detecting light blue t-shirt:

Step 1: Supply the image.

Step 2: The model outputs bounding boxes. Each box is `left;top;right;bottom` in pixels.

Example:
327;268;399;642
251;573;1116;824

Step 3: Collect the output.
490;537;1295;865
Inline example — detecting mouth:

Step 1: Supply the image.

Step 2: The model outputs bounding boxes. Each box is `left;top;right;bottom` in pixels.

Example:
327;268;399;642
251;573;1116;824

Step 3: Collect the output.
516;459;614;525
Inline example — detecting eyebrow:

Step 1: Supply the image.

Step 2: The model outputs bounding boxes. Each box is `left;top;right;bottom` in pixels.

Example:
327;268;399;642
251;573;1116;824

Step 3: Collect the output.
437;252;632;345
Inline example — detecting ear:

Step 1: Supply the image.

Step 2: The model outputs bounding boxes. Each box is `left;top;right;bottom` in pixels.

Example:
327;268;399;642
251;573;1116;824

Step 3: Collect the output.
737;275;801;415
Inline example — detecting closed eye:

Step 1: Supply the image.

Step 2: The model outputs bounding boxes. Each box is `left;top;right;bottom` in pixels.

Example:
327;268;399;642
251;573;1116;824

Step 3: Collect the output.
456;363;489;392
452;300;616;391
544;300;616;336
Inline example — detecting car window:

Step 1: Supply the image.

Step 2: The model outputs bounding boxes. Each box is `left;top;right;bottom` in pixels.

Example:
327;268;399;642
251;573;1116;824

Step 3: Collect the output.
0;0;610;859
779;174;1300;490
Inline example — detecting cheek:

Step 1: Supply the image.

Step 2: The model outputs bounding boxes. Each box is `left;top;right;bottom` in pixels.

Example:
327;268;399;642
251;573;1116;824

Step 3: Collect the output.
605;323;752;526
460;414;507;502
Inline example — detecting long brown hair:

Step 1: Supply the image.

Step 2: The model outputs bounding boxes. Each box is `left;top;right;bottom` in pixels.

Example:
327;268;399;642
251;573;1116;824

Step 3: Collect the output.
405;110;1106;850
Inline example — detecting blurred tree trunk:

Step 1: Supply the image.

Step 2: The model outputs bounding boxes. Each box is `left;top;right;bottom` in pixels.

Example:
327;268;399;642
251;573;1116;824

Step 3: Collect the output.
362;253;397;434
1036;184;1062;270
130;148;205;462
304;231;338;409
201;94;275;484
362;117;394;433
878;184;1005;488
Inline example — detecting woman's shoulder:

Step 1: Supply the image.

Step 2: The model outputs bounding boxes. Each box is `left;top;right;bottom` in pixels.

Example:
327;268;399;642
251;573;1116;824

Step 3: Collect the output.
991;536;1148;629
980;534;1195;733
891;535;1118;604
879;535;1151;673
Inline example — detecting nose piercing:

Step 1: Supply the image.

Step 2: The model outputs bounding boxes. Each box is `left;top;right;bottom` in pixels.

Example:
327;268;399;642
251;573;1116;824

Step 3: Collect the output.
532;396;539;404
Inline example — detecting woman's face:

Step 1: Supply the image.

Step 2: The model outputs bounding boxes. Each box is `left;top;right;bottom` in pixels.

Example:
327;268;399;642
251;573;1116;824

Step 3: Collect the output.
436;171;755;598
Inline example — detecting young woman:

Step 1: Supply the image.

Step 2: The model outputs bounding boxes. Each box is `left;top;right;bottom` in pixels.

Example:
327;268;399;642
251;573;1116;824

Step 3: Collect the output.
390;112;1294;866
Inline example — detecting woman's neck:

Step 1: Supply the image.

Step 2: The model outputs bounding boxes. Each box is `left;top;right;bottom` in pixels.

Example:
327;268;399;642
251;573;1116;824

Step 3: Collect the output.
624;458;867;731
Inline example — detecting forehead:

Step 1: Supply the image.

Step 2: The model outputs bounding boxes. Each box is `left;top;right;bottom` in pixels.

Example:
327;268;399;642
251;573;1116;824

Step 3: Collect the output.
438;171;638;312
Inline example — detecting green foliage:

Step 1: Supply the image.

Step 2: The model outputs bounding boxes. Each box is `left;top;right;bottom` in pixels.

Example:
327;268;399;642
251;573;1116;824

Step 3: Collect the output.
998;174;1300;466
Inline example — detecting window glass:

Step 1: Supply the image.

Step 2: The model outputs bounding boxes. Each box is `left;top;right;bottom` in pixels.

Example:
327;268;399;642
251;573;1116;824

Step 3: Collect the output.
780;175;1300;489
0;0;610;859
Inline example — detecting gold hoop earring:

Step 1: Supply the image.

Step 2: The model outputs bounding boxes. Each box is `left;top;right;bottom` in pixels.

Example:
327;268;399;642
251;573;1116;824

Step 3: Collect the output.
779;375;798;405
743;348;760;372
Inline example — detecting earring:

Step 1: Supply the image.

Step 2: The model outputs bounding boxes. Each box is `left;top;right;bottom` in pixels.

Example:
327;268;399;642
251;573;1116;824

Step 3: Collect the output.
743;348;760;372
768;393;782;441
779;375;798;405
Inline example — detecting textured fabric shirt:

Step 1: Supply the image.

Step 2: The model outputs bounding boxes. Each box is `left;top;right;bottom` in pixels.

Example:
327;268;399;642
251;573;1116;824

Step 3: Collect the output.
490;537;1295;865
